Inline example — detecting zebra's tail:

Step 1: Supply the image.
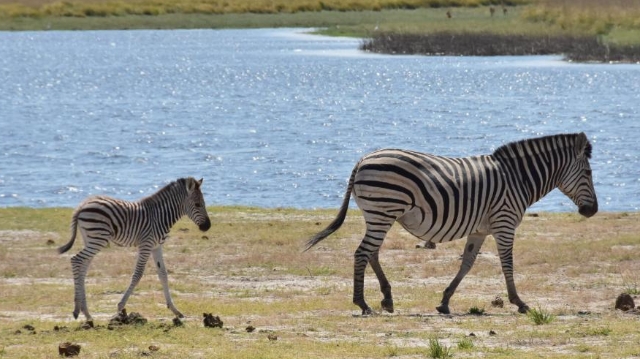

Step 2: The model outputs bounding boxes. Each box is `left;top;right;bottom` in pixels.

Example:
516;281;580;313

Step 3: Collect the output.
303;164;358;252
58;208;80;254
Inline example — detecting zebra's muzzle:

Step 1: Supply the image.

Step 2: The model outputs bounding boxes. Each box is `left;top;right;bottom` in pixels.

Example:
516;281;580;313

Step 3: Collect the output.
199;220;212;231
578;201;598;218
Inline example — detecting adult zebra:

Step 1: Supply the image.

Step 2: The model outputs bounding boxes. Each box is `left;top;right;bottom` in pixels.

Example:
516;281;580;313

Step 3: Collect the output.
304;133;597;315
58;177;211;323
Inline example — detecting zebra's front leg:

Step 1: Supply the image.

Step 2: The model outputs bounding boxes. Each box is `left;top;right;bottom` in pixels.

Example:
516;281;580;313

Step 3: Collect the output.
495;233;530;314
117;244;152;314
152;245;184;318
370;251;393;313
436;234;486;314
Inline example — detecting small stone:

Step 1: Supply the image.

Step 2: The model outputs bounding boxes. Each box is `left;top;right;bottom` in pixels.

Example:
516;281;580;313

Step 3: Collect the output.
489;330;497;336
246;325;256;333
148;345;160;352
468;332;476;337
267;333;278;341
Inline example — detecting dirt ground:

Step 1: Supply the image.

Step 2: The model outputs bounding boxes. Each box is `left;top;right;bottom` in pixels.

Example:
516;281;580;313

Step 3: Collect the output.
1;209;639;358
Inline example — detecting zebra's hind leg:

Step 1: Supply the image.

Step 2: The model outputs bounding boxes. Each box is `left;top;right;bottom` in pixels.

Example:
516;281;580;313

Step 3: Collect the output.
152;245;184;318
370;251;394;313
353;222;393;315
117;243;152;315
70;245;104;322
436;234;486;315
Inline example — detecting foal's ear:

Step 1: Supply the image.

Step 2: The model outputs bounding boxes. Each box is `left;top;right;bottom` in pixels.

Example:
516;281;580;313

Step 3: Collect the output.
575;132;592;159
186;177;200;192
198;178;204;186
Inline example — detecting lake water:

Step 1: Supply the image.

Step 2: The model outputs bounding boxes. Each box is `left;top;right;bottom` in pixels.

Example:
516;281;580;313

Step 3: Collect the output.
1;28;639;212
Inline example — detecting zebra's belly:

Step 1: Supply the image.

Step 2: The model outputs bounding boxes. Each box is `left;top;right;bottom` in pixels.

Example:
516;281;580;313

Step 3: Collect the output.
397;207;489;243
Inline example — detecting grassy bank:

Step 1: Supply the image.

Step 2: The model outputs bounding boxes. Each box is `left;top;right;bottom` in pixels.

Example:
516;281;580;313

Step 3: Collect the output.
1;207;640;358
2;1;640;62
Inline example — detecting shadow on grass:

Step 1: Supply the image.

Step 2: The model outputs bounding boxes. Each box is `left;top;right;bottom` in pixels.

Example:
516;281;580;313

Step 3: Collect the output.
360;32;640;63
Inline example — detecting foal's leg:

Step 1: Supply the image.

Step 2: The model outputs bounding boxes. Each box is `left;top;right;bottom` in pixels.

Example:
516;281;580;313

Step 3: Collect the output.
70;230;108;322
117;242;152;314
152;245;184;318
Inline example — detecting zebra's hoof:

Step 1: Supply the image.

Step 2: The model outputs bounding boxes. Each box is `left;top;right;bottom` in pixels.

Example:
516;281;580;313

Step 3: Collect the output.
436;305;450;315
72;311;79;320
381;299;394;313
518;305;530;314
362;307;373;316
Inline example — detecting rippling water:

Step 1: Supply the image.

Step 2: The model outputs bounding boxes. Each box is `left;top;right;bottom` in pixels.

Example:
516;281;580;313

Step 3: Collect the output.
1;28;639;211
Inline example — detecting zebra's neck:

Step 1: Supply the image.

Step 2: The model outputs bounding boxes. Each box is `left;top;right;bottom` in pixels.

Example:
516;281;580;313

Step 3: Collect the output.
139;180;187;230
492;134;576;209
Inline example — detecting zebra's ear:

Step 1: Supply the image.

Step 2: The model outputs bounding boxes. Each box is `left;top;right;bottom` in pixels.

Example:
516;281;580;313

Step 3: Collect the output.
198;178;203;187
186;178;198;192
575;132;591;159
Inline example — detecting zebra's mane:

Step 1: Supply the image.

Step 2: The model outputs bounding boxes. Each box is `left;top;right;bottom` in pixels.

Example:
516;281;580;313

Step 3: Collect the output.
492;133;592;160
139;178;190;204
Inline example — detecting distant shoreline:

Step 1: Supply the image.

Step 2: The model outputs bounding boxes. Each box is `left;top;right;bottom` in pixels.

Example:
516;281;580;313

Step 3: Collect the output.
360;32;640;64
1;6;639;63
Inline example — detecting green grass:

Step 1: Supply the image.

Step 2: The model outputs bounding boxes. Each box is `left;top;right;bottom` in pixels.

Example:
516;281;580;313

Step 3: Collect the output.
428;338;452;359
1;208;640;358
527;307;555;325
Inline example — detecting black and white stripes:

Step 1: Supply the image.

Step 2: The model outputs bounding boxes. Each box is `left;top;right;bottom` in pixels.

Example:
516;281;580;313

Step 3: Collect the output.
58;177;211;322
305;133;597;315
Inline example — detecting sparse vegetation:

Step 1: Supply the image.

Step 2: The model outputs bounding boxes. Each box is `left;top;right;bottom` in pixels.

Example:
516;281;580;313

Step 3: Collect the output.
468;306;485;315
527;307;555;325
428;338;452;359
0;208;639;358
457;337;474;350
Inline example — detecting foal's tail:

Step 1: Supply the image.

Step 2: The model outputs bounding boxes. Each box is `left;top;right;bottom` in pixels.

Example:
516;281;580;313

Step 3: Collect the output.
58;208;80;254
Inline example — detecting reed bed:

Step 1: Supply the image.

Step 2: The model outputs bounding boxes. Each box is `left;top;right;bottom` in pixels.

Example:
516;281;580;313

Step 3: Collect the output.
361;31;640;62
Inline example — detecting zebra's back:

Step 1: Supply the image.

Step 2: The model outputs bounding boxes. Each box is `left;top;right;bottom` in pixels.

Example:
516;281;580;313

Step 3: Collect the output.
76;196;147;246
353;149;504;243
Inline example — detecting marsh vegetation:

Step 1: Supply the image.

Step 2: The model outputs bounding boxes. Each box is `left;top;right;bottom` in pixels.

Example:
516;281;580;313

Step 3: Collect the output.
1;207;639;358
1;0;639;61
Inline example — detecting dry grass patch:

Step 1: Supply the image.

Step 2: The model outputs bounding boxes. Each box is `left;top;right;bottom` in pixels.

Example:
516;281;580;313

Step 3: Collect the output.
0;207;639;358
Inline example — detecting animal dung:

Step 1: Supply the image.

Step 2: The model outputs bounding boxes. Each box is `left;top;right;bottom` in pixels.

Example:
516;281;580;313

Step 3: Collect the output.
58;342;81;357
203;313;223;328
615;293;635;311
491;296;504;308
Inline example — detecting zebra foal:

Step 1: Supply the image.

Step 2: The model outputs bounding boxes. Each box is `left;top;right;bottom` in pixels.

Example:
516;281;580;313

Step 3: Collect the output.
304;133;598;315
58;177;211;322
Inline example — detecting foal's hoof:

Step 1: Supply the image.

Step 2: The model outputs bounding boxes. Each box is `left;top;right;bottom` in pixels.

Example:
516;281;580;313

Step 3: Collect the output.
361;307;373;316
436;305;450;315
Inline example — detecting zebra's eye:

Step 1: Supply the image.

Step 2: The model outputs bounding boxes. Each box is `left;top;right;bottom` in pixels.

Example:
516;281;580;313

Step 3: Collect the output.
194;203;202;208
585;170;592;176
